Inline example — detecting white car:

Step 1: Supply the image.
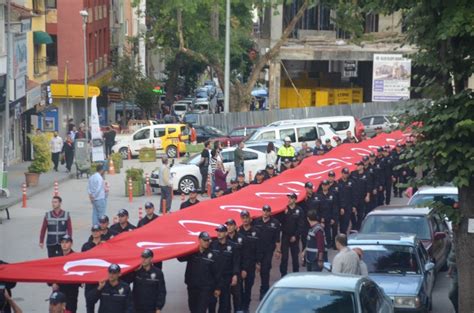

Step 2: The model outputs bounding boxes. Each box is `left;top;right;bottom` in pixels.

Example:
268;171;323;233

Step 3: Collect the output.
150;147;267;194
173;101;192;117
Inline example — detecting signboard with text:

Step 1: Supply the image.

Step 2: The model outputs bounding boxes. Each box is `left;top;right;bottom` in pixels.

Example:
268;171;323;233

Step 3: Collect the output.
372;54;411;102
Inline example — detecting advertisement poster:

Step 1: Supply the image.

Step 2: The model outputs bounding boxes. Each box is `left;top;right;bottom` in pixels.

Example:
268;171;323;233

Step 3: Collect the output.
372;54;411;102
90;96;105;162
13;33;27;79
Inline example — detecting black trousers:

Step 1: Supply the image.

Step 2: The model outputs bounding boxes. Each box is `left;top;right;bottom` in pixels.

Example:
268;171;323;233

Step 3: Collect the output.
230;277;242;312
47;244;61;258
280;234;299;276
208;275;232;313
105;143;113;158
354;201;366;231
52;152;60;170
241;265;255;311
339;209;351;234
307;261;322;272
322;217;336;249
259;249;274;299
200;167;208;194
84;284;98;313
377;186;385;206
187;286;212;313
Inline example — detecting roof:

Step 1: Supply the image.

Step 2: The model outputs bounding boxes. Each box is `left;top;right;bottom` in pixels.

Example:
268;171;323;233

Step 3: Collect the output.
415;186;457;195
272;272;365;292
348;233;418;246
367;205;430;216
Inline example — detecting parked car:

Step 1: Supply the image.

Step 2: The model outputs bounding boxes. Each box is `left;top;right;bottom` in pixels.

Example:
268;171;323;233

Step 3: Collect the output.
193;100;210;114
150;147;267;194
213;125;262;147
256;272;394;313
357;206;452;272
195;88;209;101
408;186;458;207
348;233;435;313
194;125;227;143
244;140;283;154
360;115;399;137
112;123;189;158
173;101;191;118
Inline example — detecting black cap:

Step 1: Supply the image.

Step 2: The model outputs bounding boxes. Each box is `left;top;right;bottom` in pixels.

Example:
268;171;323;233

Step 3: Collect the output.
369;152;376;157
60;234;73;242
141;249;154;258
256;170;264;176
287;192;297;199
265;164;275;170
237;172;245;177
328;170;336;177
230;178;237;184
322;179;330;185
377;147;384;152
118;209;129;216
262;205;272;212
199;231;211;240
225;218;236;225
145;202;154;209
384;145;390;149
396;143;402;147
325;138;331;143
342;167;350;174
91;224;101;232
306;147;312;153
334;136;341;141
215;224;228;232
305;182;313;189
49;291;66;304
98;215;109;223
362;156;369;161
240;210;250;217
189;188;198;193
356;161;364;166
108;264;121;273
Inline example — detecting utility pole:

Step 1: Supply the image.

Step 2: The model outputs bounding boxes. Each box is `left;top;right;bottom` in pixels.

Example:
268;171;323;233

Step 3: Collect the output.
3;0;12;168
223;0;230;113
80;10;89;141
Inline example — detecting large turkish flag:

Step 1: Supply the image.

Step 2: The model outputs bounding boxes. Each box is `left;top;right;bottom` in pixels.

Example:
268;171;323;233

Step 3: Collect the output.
0;131;406;283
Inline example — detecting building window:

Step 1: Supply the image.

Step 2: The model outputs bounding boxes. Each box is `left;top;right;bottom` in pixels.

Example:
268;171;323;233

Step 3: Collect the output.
45;0;57;9
46;35;57;65
365;13;379;33
32;0;42;14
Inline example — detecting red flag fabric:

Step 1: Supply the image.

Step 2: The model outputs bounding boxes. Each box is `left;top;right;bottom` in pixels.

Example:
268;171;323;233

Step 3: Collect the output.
0;131;406;283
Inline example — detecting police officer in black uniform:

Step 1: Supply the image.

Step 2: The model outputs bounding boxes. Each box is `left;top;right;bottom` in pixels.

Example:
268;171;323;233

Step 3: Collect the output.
238;210;261;313
132;249;166;313
236;172;249;190
324;138;333;152
366;152;381;213
86;264;133;313
225;178;239;194
82;225;103;313
314;180;337;249
375;147;387;206
251;170;265;184
178;232;221;313
382;145;394;205
208;225;240;313
263;164;278;180
180;189;200;209
350;161;370;230
252;205;281;300
391;143;404;197
277;193;304;277
337;168;356;234
225;219;244;313
300;182;316;252
313;139;325;155
138;202;159;227
97;215;118;240
110;209;136;234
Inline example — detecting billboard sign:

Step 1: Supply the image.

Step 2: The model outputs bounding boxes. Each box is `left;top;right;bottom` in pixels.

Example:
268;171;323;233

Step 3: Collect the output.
372;54;411;102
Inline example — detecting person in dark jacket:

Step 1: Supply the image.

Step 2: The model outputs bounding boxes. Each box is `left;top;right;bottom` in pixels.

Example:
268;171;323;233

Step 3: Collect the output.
104;127;116;158
236;172;249;190
82;225;103;313
337;167;357;234
97;215;118;241
137;202;159;227
276;193;304;276
110;209;136;234
86;264;133;313
350;161;371;231
263;164;278;180
180;189;200;209
381;145;394;204
225;219;244;313
300;182;316;252
302;210;326;272
62;134;74;172
132;249;166;313
178;232;221;313
251;170;265;184
225;178;239;195
314;180;337;250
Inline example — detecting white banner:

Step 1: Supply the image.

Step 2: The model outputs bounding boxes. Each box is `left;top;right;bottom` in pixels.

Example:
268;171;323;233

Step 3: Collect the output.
372;54;411;102
90;96;105;162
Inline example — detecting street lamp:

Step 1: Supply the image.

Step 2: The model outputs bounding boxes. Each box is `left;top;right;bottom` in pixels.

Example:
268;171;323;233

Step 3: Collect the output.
79;9;89;140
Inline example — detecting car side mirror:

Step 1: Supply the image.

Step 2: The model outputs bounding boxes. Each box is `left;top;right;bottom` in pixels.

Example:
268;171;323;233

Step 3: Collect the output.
424;262;435;272
323;262;332;272
434;232;446;240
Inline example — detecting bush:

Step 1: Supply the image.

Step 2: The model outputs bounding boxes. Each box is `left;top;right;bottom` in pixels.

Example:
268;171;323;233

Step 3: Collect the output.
28;134;52;173
110;152;123;173
139;147;156;162
126;167;144;182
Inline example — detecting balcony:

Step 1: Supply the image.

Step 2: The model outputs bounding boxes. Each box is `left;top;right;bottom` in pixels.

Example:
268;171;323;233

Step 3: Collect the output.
34;57;49;76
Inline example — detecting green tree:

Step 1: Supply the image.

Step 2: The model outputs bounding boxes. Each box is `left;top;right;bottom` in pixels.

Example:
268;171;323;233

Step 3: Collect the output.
135;78;159;117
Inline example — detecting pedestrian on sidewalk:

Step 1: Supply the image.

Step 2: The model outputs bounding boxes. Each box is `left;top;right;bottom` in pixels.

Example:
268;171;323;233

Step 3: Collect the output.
332;234;361;275
302;210;325;272
214;162;229;195
50;132;64;172
159;157;172;214
198;141;211;196
88;164;107;225
39;196;72;258
62;134;74;172
104;127;116;158
234;141;245;175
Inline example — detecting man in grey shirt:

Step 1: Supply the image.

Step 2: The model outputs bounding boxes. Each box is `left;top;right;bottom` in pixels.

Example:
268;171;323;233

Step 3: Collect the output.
332;234;361;275
88;164;107;225
234;142;245;175
159;156;172;214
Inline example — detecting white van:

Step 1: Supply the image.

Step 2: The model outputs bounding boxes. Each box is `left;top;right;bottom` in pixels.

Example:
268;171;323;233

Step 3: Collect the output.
246;122;337;149
173;101;191;117
268;115;358;140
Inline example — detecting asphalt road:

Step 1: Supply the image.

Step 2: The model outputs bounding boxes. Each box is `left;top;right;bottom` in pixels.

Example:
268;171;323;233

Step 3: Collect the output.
0;159;455;312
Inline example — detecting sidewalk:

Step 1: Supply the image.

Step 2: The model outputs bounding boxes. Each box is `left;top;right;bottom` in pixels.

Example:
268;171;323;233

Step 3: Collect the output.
0;162;73;210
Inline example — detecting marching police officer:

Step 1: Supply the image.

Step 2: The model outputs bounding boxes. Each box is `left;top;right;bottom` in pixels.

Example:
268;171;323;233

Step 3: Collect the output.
375;147;387;205
313;139;325;155
82;225;102;313
238;210;261;313
252;205;281;300
48;291;67;313
208;225;240;313
300;182;316;252
391;143;404;197
263;164;278;180
324;138;333;152
110;209;136;234
39;196;72;257
350;161;370;230
236;172;249;190
137;202;159;227
314;180;337;249
276;193;304;276
132;249;167;313
97;215;118;240
225;219;244;313
337;168;357;234
178;232;221;313
225;178;239;194
382;145;394;205
251;170;265;184
180;189;200;209
302;210;326;272
86;264;133;313
366;153;381;213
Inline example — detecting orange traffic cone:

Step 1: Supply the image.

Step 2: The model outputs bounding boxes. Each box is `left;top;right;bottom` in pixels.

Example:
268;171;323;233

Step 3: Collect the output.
128;146;132;160
108;158;115;175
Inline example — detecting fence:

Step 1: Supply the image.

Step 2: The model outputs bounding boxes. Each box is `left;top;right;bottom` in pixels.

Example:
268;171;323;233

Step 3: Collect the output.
194;101;410;133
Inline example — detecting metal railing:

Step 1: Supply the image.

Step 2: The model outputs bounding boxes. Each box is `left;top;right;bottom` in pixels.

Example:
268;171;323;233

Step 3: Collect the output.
34;57;49;76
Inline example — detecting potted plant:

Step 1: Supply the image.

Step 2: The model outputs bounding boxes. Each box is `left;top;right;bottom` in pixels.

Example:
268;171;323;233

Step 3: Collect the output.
125;167;144;197
139;147;156;162
25;134;52;186
110;152;123;173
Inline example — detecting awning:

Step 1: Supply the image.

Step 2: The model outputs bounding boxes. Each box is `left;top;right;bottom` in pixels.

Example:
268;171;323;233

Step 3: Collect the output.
33;31;53;45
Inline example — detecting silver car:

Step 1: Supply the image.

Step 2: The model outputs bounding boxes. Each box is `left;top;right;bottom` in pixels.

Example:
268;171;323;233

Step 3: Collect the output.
360;115;399;137
257;272;394;313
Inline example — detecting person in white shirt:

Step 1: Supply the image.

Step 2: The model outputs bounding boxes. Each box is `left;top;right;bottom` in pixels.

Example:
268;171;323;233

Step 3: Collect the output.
88;164;107;225
159;157;172;214
50;132;64;172
266;142;277;165
332;234;361;275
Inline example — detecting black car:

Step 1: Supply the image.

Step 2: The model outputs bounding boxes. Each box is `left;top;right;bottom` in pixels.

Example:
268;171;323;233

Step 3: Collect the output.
194;125;227;143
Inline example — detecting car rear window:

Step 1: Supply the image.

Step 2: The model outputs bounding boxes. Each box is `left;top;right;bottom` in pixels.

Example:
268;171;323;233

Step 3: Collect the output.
408;194;458;206
360;215;431;240
329;121;350;132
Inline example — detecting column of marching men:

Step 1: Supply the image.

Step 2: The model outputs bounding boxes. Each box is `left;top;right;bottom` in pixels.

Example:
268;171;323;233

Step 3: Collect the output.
3;132;416;313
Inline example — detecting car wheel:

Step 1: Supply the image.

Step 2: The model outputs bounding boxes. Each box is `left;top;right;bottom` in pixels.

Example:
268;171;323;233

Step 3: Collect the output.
179;176;198;194
166;145;177;158
119;147;129;159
